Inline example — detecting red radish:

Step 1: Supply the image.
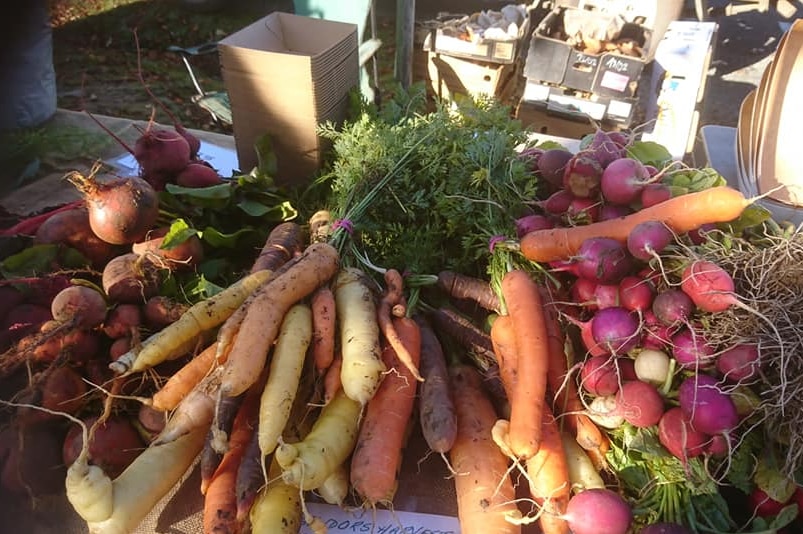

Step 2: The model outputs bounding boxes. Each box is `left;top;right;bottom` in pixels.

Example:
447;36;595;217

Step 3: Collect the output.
606;130;630;150
564;314;609;357
687;223;717;245
704;432;731;457
514;214;554;238
566;196;601;223
657;407;709;461
716;343;761;382
748;487;789;518
618;357;638;381
618;275;655;312
671;328;715;369
586;129;625;168
537;148;573;188
540;189;575;215
67;172;159;245
175;162;225;188
640;523;694;534
640;183;673;208
615;380;665;428
564;487;633;534
574;237;634;285
571;277;598;307
600;157;650;205
644;164;659;177
51;285;107;330
627;220;675;261
591;306;641;355
678;374;739;435
680;260;737;313
563;153;603;198
593;283;620;309
652;288;695;327
599;203;633;221
642;312;674;351
581;355;622;396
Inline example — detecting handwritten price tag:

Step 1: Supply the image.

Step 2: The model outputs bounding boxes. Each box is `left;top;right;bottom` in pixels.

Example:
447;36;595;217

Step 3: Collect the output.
300;502;460;534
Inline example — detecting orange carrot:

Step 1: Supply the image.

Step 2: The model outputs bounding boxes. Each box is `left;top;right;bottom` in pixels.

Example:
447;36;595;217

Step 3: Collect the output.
489;314;518;397
151;343;222;412
520;186;751;263
541;291;608;456
377;269;423;381
526;405;571;534
220;242;339;398
323;351;343;405
350;316;421;505
500;269;550;460
202;376;262;534
311;285;336;375
450;365;521;534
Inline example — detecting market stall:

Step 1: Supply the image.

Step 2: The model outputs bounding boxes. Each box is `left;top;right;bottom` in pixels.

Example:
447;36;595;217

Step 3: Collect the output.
2;5;803;534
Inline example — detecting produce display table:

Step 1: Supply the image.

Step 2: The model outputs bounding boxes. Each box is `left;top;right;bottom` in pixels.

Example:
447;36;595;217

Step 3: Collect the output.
0;109;237;218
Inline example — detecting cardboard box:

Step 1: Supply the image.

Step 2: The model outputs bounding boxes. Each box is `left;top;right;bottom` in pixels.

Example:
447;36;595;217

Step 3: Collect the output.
520;79;637;126
424;52;520;102
218;12;359;186
523;0;681;98
421;5;531;65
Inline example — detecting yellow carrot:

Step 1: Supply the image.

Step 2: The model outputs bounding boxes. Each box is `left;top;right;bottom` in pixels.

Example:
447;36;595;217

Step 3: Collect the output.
219;243;339;398
334;268;386;406
275;389;362;490
110;270;273;375
258;304;312;469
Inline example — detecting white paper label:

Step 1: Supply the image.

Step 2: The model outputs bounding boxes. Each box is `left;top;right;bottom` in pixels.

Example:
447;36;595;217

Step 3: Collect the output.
300;502;460;534
599;70;630;92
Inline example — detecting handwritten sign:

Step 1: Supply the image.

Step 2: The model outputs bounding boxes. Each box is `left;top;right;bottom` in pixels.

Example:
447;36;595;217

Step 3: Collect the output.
300;502;460;534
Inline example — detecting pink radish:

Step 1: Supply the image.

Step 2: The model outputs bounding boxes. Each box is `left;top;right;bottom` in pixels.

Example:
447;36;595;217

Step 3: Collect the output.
564;488;633;534
678;374;739;435
591;306;641;355
615;380;665;428
600;157;651;205
657;407;709;461
680;260;737;313
563;153;603;198
671;328;715;369
574;237;634;285
652;289;695;327
580;355;622;396
716;344;761;382
627;220;675;261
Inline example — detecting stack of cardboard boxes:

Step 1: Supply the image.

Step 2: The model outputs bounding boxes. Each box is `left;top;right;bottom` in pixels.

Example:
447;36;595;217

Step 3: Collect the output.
515;0;682;137
218;13;360;187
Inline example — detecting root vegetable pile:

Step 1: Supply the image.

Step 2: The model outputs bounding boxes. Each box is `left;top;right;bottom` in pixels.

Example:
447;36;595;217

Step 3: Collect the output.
4;83;803;534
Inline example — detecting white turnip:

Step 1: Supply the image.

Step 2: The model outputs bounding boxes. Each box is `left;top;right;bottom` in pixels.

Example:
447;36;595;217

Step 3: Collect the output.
634;348;671;386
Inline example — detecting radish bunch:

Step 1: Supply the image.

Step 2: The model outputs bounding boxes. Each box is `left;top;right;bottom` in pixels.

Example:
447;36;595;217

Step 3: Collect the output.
519;130;788;529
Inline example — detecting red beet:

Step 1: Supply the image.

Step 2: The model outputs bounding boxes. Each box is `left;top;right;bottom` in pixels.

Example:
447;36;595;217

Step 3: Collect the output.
175;162;225;188
134;128;191;177
68;172;160;245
